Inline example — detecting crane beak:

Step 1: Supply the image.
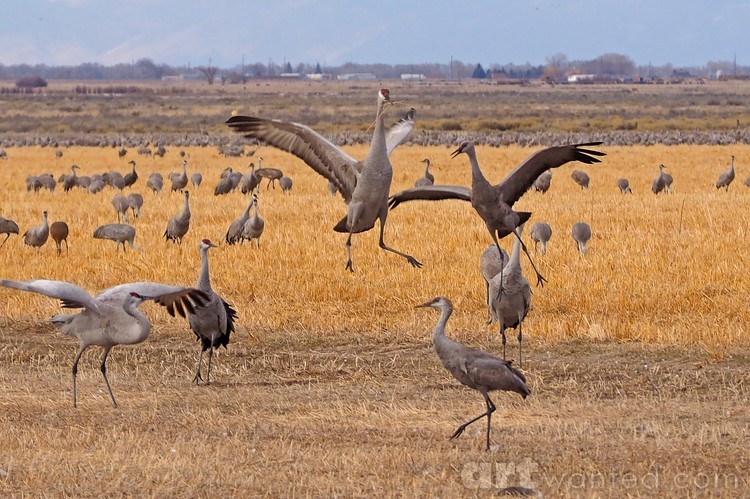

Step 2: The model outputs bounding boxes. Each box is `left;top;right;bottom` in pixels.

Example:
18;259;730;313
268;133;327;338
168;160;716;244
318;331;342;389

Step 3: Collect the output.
414;301;431;309
450;147;463;159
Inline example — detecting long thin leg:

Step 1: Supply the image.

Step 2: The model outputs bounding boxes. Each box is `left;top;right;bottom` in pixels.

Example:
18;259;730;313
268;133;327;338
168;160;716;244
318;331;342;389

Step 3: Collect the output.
377;213;422;268
451;391;496;451
512;229;546;287
206;348;214;385
484;394;496;451
517;321;523;369
0;233;10;248
100;347;117;408
193;349;204;384
345;231;354;272
501;323;507;360
71;345;90;408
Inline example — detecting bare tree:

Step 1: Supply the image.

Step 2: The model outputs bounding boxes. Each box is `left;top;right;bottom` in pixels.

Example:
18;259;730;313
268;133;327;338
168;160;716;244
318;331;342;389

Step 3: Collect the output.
196;59;219;85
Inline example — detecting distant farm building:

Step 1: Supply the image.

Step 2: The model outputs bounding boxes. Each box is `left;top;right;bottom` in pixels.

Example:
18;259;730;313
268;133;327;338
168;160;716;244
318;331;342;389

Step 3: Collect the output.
337;73;377;81
401;73;426;81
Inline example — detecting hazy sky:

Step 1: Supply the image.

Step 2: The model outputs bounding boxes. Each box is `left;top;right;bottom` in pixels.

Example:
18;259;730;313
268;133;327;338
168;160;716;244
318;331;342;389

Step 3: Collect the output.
1;0;747;68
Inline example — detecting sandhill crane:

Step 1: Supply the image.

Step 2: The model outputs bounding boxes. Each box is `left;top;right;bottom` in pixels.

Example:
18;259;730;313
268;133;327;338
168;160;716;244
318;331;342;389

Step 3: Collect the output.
171;160;189;192
279;176;293;194
416;296;530;450
62;165;80;192
0;149;6;159
572;222;591;255
23;210;49;250
0;216;19;248
617;178;632;194
487;224;531;367
191;172;203;189
0;278;207;407
55;149;63;159
716;155;735;190
88;178;105;194
414;158;435;187
530;221;552;255
242;193;265;247
188;239;237;384
225;198;253;245
38;173;57;192
663;169;674;193
118;147;127;158
164;190;191;244
104;171;126;190
571;169;590;189
652;164;673;194
26;175;42;192
75;175;91;189
227;89;418;271
532;170;552;193
147;172;163;193
93;223;142;252
480;244;509;323
389;141;605;285
50;221;69;255
255;160;284;190
112;194;130;222
127;193;144;219
123;160;138;188
214;167;235;196
240;163;259;194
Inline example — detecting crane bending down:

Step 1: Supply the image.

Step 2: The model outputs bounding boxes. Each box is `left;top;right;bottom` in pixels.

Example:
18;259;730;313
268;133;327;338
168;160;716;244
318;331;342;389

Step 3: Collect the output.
389;141;605;285
417;296;530;450
226;89;419;271
188;239;237;384
0;279;207;407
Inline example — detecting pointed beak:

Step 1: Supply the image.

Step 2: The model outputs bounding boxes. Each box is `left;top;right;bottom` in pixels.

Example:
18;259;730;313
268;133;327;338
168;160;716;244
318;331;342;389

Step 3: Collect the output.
450;147;463;159
414;301;431;309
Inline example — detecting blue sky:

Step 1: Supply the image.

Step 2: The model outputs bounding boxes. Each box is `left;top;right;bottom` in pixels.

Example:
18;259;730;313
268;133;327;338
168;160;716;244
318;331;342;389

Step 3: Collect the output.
1;0;748;68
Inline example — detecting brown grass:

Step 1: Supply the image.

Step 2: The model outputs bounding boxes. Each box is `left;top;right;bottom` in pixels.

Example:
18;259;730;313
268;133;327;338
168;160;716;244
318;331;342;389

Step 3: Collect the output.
0;144;749;496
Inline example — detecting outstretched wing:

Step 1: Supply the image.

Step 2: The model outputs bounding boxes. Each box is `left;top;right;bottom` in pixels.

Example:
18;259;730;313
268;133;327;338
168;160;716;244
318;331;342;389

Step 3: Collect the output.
498;142;605;207
0;278;101;313
226;116;359;202
97;282;207;317
388;185;472;210
151;288;209;318
386;108;416;155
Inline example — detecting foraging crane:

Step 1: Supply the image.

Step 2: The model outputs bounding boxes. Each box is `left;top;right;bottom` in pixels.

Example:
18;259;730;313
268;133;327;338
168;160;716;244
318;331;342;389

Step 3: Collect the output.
164;190;191;244
0;278;207;407
88;178;105;194
50;221;69;255
416;296;530;451
572;222;591;255
227;89;419;271
225;198;253;245
389;141;605;285
617;178;632;194
279;176;293;194
191;172;203;189
188;239;237;385
23;210;49;250
38;173;57;192
532;170;552;193
716;155;735;190
112;194;130;222
93;223;142;252
414;158;435;187
170;160;189;192
530;221;552;255
123;160;138;188
0;215;20;248
571;169;590;189
214;167;236;196
127;193;144;219
487;224;531;367
242;193;265;247
147;172;163;194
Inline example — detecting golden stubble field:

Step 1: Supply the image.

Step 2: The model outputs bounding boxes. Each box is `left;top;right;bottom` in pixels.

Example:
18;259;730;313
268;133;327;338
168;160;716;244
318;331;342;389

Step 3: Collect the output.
0;141;749;496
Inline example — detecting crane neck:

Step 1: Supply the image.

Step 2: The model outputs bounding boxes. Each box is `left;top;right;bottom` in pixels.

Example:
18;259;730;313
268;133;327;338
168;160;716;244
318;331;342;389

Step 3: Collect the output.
365;98;388;164
123;298;151;344
183;194;190;214
431;304;453;346
730;156;735;172
197;247;212;290
466;147;489;188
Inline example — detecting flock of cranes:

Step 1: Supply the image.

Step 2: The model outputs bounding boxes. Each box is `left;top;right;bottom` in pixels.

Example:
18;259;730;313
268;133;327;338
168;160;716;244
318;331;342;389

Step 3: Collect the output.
0;87;743;450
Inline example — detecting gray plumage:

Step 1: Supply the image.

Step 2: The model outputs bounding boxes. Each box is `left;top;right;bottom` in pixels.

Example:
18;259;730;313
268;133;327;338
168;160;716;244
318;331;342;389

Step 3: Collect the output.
242;193;265;247
0;215;20;248
653;164;673;194
532;170;552;193
147;172;163;194
50;221;69;255
164;190;191;244
127;193;144;219
480;244;509;323
23;210;49;250
188;239;237;385
225;198;253;245
26;175;42;192
414;158;435;187
75;176;91;189
530;221;552;255
0;278;207;407
191;172;203;189
104;171;126;190
240;163;260;194
123;160;138;188
171;160;189;192
716;155;735;190
572;222;591;256
112;194;130;222
617;178;632;194
389;141;605;286
416;296;530;451
63;165;80;192
93;223;142;252
255;158;284;189
487;224;532;367
88;179;105;194
327;180;338;196
214;168;236;196
279;176;293;194
38;173;57;192
571;169;590;189
227;89;418;271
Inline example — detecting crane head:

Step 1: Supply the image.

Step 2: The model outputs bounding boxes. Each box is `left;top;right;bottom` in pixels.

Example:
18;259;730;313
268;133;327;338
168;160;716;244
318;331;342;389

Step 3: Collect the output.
415;296;451;311
379;88;390;102
200;238;217;249
450;141;473;159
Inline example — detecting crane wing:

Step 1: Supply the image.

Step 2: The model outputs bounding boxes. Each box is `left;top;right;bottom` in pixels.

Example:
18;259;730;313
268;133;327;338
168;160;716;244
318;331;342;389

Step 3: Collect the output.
0;278;101;314
388;185;472;210
97;282;208;317
226;116;359;203
497;142;605;207
464;352;530;397
385;108;416;155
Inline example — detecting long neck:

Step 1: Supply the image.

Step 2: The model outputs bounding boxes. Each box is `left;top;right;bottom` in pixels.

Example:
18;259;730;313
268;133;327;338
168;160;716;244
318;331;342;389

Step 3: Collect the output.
730;157;735;173
124;300;151;344
197;247;211;290
466;147;489;188
432;304;453;347
182;162;187;175
42;213;48;229
253;202;259;218
424;162;430;175
365;98;387;164
183;195;190;216
508;234;522;270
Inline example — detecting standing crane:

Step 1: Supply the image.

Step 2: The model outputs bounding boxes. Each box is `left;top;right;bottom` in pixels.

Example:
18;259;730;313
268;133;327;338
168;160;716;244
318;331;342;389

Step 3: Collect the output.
389;141;605;285
123;160;138;188
23;210;49;250
416;296;530;451
0;278;207;407
164;191;191;244
225;198;253;244
413;158;435;187
50;221;69;255
188;239;237;385
242;193;265;247
170;160;189;192
716;155;735;190
226;89;418;271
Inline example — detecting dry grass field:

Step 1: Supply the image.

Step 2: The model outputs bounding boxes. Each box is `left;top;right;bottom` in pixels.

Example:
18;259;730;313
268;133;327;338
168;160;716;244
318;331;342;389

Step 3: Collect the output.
1;135;749;494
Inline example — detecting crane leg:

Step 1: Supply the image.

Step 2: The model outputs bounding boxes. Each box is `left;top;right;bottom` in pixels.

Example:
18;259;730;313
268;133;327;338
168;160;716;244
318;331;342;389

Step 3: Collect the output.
345;232;354;272
517;322;523;369
193;349;204;384
451;390;496;451
501;324;507;360
100;347;117;408
377;215;422;268
71;345;90;408
205;346;215;386
0;234;10;248
512;229;547;287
